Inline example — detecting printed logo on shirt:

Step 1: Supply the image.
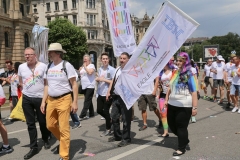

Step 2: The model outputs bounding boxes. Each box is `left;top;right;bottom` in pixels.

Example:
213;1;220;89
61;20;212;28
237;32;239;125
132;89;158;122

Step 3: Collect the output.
23;71;43;90
47;70;65;77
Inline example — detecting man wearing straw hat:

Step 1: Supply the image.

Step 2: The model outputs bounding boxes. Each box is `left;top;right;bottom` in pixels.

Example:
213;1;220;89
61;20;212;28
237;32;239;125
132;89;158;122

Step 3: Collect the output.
18;47;51;159
40;43;78;160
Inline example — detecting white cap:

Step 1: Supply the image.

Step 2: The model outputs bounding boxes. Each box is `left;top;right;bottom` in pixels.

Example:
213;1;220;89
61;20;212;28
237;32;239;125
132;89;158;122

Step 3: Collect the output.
217;55;224;61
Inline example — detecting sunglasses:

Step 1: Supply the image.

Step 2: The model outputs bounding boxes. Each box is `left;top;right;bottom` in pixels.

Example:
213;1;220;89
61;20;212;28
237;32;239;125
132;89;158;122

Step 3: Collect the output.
177;60;183;62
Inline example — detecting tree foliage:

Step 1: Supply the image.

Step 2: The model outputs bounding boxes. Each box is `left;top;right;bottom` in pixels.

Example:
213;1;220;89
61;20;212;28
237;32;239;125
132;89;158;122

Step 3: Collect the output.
47;18;87;67
208;32;240;61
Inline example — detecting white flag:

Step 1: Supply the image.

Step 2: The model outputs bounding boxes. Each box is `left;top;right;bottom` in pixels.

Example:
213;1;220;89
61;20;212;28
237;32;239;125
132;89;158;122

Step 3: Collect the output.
114;1;200;109
105;0;136;57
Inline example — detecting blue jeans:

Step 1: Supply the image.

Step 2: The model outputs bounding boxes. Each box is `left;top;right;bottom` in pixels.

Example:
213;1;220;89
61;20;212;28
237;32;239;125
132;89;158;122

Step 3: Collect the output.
70;112;80;126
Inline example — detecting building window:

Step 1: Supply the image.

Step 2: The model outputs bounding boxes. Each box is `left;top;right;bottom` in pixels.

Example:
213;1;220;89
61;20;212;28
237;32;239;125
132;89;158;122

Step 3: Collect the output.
34;8;37;13
86;0;95;9
88;30;98;39
47;17;51;24
46;3;50;11
72;0;77;9
136;28;138;33
63;1;68;10
4;32;9;47
20;3;24;16
55;2;59;11
73;15;77;25
24;33;29;48
33;4;37;7
145;28;148;32
87;14;96;26
64;15;68;19
3;0;7;14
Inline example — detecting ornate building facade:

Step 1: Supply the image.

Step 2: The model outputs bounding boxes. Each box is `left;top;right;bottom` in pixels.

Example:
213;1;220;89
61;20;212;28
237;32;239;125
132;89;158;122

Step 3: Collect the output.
0;0;34;67
32;0;115;68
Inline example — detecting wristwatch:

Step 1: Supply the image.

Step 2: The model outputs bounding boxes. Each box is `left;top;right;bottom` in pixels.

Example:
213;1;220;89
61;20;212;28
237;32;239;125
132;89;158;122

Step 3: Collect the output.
193;107;197;110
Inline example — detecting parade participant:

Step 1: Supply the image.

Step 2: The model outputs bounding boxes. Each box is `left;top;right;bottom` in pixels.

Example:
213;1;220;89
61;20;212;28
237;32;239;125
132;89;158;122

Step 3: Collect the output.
229;55;240;113
0;85;13;154
138;78;162;131
165;52;198;156
201;59;214;100
96;52;115;136
210;55;225;103
79;54;96;120
18;47;51;159
106;52;132;147
41;43;78;160
157;62;173;137
224;54;235;108
0;60;14;119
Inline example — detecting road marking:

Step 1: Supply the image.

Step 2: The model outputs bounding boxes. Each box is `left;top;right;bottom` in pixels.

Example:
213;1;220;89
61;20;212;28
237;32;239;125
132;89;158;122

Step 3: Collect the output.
7;126;39;135
107;138;163;160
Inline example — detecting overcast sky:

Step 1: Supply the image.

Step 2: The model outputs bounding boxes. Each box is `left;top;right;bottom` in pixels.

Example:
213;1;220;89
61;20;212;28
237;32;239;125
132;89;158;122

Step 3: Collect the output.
129;0;240;38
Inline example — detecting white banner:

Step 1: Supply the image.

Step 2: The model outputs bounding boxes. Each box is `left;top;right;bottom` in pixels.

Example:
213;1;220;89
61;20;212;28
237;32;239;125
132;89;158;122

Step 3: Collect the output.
114;1;200;109
105;0;136;57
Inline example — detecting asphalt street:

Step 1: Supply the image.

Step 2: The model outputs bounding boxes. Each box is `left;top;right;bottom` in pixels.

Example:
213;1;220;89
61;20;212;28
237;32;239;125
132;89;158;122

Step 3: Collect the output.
0;83;240;160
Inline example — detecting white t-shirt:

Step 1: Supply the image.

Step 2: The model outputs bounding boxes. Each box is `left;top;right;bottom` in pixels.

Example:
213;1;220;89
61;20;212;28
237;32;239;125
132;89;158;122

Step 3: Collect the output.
144;82;154;95
211;61;225;80
10;73;19;96
97;65;116;96
224;62;235;82
80;64;96;89
18;62;46;98
160;71;172;94
44;61;76;97
230;65;240;85
168;68;197;108
204;65;213;78
113;67;122;95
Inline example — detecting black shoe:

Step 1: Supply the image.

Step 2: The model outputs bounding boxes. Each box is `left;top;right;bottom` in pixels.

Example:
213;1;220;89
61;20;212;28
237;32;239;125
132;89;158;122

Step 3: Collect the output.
226;102;231;109
56;145;59;154
24;148;38;159
117;141;130;147
108;136;121;142
173;150;185;156
43;140;50;150
158;133;169;138
72;123;81;129
139;125;147;131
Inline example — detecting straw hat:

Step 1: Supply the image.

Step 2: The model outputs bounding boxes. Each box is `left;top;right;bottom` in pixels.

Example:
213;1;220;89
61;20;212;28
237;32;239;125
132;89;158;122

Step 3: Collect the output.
47;43;66;53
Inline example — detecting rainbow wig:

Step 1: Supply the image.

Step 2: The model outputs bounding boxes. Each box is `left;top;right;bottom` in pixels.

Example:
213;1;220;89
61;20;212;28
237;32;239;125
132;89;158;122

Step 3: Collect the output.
177;52;192;75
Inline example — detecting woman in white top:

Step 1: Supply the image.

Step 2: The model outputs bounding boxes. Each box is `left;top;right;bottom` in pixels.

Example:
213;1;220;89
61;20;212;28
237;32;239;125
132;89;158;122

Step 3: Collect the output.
158;62;173;137
165;52;198;156
79;54;96;119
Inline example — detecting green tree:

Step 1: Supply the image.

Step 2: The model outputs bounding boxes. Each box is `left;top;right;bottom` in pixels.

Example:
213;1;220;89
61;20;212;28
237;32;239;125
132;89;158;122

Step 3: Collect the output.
208;32;240;61
47;18;87;67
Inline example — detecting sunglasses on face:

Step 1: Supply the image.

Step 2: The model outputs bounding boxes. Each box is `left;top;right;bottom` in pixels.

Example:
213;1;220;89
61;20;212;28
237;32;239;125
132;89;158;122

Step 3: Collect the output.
177;60;183;62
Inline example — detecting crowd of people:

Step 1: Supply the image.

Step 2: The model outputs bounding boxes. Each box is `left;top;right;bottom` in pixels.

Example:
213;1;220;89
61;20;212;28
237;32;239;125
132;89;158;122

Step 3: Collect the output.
0;42;239;159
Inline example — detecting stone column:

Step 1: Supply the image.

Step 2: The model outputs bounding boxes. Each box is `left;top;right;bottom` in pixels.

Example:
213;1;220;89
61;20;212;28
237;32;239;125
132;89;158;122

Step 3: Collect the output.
0;25;6;68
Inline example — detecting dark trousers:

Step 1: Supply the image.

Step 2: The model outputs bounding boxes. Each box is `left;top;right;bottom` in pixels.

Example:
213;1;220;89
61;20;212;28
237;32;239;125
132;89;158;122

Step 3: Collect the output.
80;88;95;118
70;112;80;126
97;95;112;130
22;94;51;149
167;104;192;151
111;96;132;142
12;96;18;109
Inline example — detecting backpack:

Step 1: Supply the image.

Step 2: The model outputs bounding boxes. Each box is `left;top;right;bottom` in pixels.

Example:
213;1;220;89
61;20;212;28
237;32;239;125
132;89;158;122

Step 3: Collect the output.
46;60;72;88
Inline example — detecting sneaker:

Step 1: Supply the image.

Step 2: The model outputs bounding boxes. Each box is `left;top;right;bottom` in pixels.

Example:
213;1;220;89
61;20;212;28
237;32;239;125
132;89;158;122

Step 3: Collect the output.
213;99;217;103
191;116;196;123
0;145;13;154
232;107;238;113
79;116;89;121
72;123;81;129
100;130;112;137
218;99;223;104
117;141;130;147
203;95;208;100
43;140;51;150
131;116;139;122
101;117;105;120
139;125;147;131
209;96;214;100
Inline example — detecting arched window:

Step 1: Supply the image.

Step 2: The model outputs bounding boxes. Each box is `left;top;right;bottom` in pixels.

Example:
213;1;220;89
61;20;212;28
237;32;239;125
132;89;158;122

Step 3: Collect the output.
4;32;9;47
24;33;29;48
